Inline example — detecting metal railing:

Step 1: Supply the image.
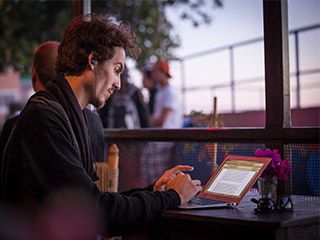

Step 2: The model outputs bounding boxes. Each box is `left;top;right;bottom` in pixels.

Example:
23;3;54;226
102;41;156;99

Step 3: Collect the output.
178;24;320;113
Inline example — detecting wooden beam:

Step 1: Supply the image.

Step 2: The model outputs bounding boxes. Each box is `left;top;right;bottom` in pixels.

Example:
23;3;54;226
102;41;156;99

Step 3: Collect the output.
263;0;291;129
73;0;83;17
103;128;319;144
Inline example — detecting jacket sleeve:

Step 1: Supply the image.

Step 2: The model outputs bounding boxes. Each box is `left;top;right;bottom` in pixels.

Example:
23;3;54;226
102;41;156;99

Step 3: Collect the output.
120;184;154;195
96;187;180;237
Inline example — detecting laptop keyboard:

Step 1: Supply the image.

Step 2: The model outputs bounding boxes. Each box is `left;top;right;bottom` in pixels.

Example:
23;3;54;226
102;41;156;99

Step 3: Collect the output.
191;196;227;205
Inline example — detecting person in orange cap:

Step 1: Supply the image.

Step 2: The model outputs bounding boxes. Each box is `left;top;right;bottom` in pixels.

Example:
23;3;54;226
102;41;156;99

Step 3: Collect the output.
151;58;182;128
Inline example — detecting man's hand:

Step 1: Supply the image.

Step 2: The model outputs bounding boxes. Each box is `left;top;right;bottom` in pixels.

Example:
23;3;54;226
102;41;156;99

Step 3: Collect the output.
153;165;194;191
166;172;202;205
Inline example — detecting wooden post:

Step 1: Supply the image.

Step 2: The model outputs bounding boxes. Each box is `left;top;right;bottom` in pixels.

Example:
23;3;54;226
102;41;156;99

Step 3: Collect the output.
107;144;119;193
73;0;83;17
213;96;217;127
263;0;291;130
211;97;218;171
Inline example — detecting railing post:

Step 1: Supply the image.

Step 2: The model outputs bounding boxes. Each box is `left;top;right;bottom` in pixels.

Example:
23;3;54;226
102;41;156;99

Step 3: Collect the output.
229;46;235;113
180;59;186;115
294;31;301;109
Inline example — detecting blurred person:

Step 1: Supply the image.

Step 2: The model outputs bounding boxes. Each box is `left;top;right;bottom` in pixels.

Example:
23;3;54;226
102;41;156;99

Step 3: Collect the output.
98;65;149;128
142;65;158;116
140;60;182;186
0;14;201;238
150;59;182;128
0;41;58;165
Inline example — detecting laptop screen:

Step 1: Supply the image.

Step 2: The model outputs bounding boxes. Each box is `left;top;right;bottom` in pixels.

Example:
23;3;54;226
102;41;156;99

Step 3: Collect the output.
199;155;271;204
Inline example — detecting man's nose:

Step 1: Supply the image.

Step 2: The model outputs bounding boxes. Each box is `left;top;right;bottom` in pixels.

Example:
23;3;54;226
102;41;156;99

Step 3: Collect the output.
114;81;121;90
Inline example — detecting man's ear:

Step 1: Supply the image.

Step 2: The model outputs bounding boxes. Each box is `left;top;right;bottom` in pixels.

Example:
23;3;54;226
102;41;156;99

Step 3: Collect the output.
31;68;44;92
31;68;37;87
88;52;96;71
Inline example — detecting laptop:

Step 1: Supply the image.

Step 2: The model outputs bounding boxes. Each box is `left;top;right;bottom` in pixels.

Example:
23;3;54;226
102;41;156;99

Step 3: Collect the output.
179;155;271;209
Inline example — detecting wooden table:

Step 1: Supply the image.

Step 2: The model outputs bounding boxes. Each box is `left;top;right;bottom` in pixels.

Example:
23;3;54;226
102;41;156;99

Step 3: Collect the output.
152;194;320;240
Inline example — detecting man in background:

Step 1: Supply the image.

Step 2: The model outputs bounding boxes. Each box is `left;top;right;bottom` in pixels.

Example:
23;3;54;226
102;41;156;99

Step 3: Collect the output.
142;65;157;116
140;59;183;186
0;41;58;163
151;59;182;128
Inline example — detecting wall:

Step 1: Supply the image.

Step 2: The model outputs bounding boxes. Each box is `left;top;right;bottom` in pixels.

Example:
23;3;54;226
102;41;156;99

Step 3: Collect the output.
221;107;320;128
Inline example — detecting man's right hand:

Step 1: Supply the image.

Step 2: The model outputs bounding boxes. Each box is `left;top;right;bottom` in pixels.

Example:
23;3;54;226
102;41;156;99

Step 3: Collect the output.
166;172;202;205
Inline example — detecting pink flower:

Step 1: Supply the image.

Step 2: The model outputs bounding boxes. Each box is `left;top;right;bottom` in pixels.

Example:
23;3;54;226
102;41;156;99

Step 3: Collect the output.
255;148;291;180
275;160;292;180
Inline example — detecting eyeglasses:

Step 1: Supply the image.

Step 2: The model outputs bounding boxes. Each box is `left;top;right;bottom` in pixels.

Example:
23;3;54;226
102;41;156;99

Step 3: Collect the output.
277;196;294;211
251;196;294;213
251;197;275;213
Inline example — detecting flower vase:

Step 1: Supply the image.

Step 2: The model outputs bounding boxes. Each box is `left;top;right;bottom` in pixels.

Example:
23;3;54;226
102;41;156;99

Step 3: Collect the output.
258;175;277;204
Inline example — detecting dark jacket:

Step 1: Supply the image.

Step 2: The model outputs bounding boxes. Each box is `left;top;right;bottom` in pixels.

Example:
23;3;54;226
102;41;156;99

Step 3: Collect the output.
0;75;180;237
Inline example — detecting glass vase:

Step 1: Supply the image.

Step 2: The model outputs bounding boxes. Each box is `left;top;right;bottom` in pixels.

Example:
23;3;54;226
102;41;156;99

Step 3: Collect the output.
258;175;277;204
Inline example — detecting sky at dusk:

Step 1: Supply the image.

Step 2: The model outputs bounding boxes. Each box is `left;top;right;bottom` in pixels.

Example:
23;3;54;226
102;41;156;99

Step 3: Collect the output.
130;0;320;114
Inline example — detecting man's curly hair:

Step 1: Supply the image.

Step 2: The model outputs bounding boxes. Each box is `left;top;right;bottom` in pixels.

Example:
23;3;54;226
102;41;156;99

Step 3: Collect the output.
56;14;140;76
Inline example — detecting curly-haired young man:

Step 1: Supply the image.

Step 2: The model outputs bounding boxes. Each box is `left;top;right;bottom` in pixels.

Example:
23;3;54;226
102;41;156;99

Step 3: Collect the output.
1;14;201;238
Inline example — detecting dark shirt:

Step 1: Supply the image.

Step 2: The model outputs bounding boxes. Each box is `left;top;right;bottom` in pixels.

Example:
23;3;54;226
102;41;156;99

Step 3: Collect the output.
148;87;158;115
0;76;180;237
99;84;149;128
83;108;105;162
0;114;18;164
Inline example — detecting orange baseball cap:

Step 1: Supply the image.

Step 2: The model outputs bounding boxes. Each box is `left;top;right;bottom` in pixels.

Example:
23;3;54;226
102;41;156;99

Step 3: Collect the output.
153;59;171;78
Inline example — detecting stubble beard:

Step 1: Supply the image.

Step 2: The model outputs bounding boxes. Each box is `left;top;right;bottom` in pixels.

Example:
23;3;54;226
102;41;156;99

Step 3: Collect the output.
84;78;103;109
90;93;105;109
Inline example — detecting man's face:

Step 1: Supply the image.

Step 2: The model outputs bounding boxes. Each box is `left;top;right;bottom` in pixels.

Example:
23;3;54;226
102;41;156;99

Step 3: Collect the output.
89;47;125;108
142;73;154;90
152;69;168;87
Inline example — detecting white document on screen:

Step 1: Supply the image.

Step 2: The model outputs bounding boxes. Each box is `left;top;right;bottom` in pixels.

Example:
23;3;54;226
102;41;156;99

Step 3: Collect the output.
206;168;255;197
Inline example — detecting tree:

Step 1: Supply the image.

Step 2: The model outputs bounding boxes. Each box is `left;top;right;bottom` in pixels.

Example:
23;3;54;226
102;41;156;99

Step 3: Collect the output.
0;1;73;75
92;0;223;69
0;0;223;75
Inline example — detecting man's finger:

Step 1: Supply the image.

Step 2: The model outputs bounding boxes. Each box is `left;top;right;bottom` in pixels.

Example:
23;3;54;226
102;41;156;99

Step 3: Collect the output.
170;165;194;174
193;179;201;186
156;177;170;186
